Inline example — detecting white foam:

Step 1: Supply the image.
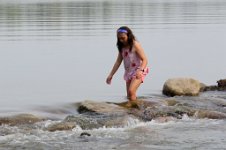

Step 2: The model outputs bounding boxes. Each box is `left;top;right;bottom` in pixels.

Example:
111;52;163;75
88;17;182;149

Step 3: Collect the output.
181;114;193;121
89;117;178;132
0;134;16;144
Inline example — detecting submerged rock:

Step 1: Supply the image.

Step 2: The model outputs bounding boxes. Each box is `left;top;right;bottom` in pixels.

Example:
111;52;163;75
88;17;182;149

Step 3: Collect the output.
164;96;226;114
202;85;219;91
154;116;176;123
71;100;137;129
0;114;44;126
64;113;135;130
194;110;226;119
64;114;102;129
46;122;76;132
163;78;201;96
165;99;180;106
130;105;196;121
42;103;133;131
201;78;226;92
76;95;226;127
80;132;91;137
202;85;226;92
1;90;226;132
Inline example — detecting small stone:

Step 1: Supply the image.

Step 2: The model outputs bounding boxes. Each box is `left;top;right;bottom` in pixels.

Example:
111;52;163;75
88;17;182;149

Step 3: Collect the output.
46;122;76;132
165;99;179;106
80;132;91;137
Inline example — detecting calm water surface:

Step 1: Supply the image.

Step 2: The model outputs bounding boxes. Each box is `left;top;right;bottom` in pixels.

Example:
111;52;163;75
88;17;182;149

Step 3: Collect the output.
1;0;226;150
0;0;226;110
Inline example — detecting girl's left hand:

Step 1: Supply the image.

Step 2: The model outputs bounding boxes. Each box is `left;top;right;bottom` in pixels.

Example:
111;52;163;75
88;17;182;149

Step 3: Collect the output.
135;70;143;79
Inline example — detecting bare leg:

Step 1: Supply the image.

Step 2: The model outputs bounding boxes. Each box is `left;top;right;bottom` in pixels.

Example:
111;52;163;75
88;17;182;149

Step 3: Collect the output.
128;78;142;101
126;80;131;99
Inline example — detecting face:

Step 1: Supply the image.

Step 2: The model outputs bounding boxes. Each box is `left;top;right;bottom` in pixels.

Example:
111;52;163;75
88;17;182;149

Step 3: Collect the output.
117;33;128;45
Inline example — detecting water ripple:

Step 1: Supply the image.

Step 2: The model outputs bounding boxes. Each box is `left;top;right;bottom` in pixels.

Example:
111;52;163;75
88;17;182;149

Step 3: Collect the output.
0;0;226;40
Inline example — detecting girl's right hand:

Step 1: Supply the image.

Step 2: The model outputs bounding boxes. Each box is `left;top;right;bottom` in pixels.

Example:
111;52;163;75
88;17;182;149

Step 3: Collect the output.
106;75;113;84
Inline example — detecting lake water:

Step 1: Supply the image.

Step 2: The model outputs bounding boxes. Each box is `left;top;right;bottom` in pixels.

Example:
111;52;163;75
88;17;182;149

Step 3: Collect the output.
0;0;226;110
0;0;226;149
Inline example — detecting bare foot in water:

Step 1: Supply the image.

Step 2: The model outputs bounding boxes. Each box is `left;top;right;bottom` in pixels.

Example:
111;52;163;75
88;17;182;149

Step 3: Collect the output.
125;100;139;109
116;100;140;109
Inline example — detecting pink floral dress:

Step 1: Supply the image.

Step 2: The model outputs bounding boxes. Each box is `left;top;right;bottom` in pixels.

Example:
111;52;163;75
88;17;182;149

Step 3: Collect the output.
121;48;149;82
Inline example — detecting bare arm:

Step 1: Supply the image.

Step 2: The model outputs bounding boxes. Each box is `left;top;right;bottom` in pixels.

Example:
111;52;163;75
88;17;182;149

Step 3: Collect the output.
106;52;123;84
134;41;148;70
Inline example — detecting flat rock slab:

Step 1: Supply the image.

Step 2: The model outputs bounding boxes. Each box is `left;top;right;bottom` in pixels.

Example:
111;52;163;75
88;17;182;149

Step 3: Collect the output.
64;113;135;129
78;100;128;114
0;114;44;126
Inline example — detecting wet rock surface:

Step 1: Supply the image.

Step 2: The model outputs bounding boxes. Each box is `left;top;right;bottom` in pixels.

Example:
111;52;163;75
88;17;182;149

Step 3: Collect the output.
69;90;226;129
46;121;76;132
62;100;136;129
44;101;137;131
1;92;226;132
64;113;135;129
0;114;44;126
201;78;226;92
77;100;128;114
0;78;226;132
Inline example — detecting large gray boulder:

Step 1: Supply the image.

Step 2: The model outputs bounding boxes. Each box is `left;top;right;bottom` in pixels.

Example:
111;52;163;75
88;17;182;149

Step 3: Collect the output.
163;78;201;96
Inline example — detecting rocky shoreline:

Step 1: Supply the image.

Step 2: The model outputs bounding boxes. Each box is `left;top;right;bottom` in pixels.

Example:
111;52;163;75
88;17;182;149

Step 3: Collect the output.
163;78;226;96
0;78;226;133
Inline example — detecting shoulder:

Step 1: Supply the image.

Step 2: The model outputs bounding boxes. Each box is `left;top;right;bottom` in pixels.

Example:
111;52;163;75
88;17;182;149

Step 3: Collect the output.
133;40;141;47
133;40;143;51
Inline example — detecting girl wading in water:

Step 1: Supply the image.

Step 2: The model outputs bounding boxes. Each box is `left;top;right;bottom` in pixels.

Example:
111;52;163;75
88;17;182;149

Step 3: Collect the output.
106;26;149;103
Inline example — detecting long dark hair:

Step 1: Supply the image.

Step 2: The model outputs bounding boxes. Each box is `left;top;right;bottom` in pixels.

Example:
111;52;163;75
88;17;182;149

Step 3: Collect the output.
116;26;136;52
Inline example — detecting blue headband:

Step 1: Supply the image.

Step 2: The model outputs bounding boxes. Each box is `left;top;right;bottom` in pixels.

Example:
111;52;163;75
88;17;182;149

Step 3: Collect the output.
117;29;128;33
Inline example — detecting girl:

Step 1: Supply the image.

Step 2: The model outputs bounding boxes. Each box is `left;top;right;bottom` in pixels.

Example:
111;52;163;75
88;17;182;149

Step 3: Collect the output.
106;26;149;101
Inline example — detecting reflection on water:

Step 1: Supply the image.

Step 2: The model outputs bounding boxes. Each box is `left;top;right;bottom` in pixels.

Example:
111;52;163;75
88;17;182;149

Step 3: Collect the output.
0;0;226;40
